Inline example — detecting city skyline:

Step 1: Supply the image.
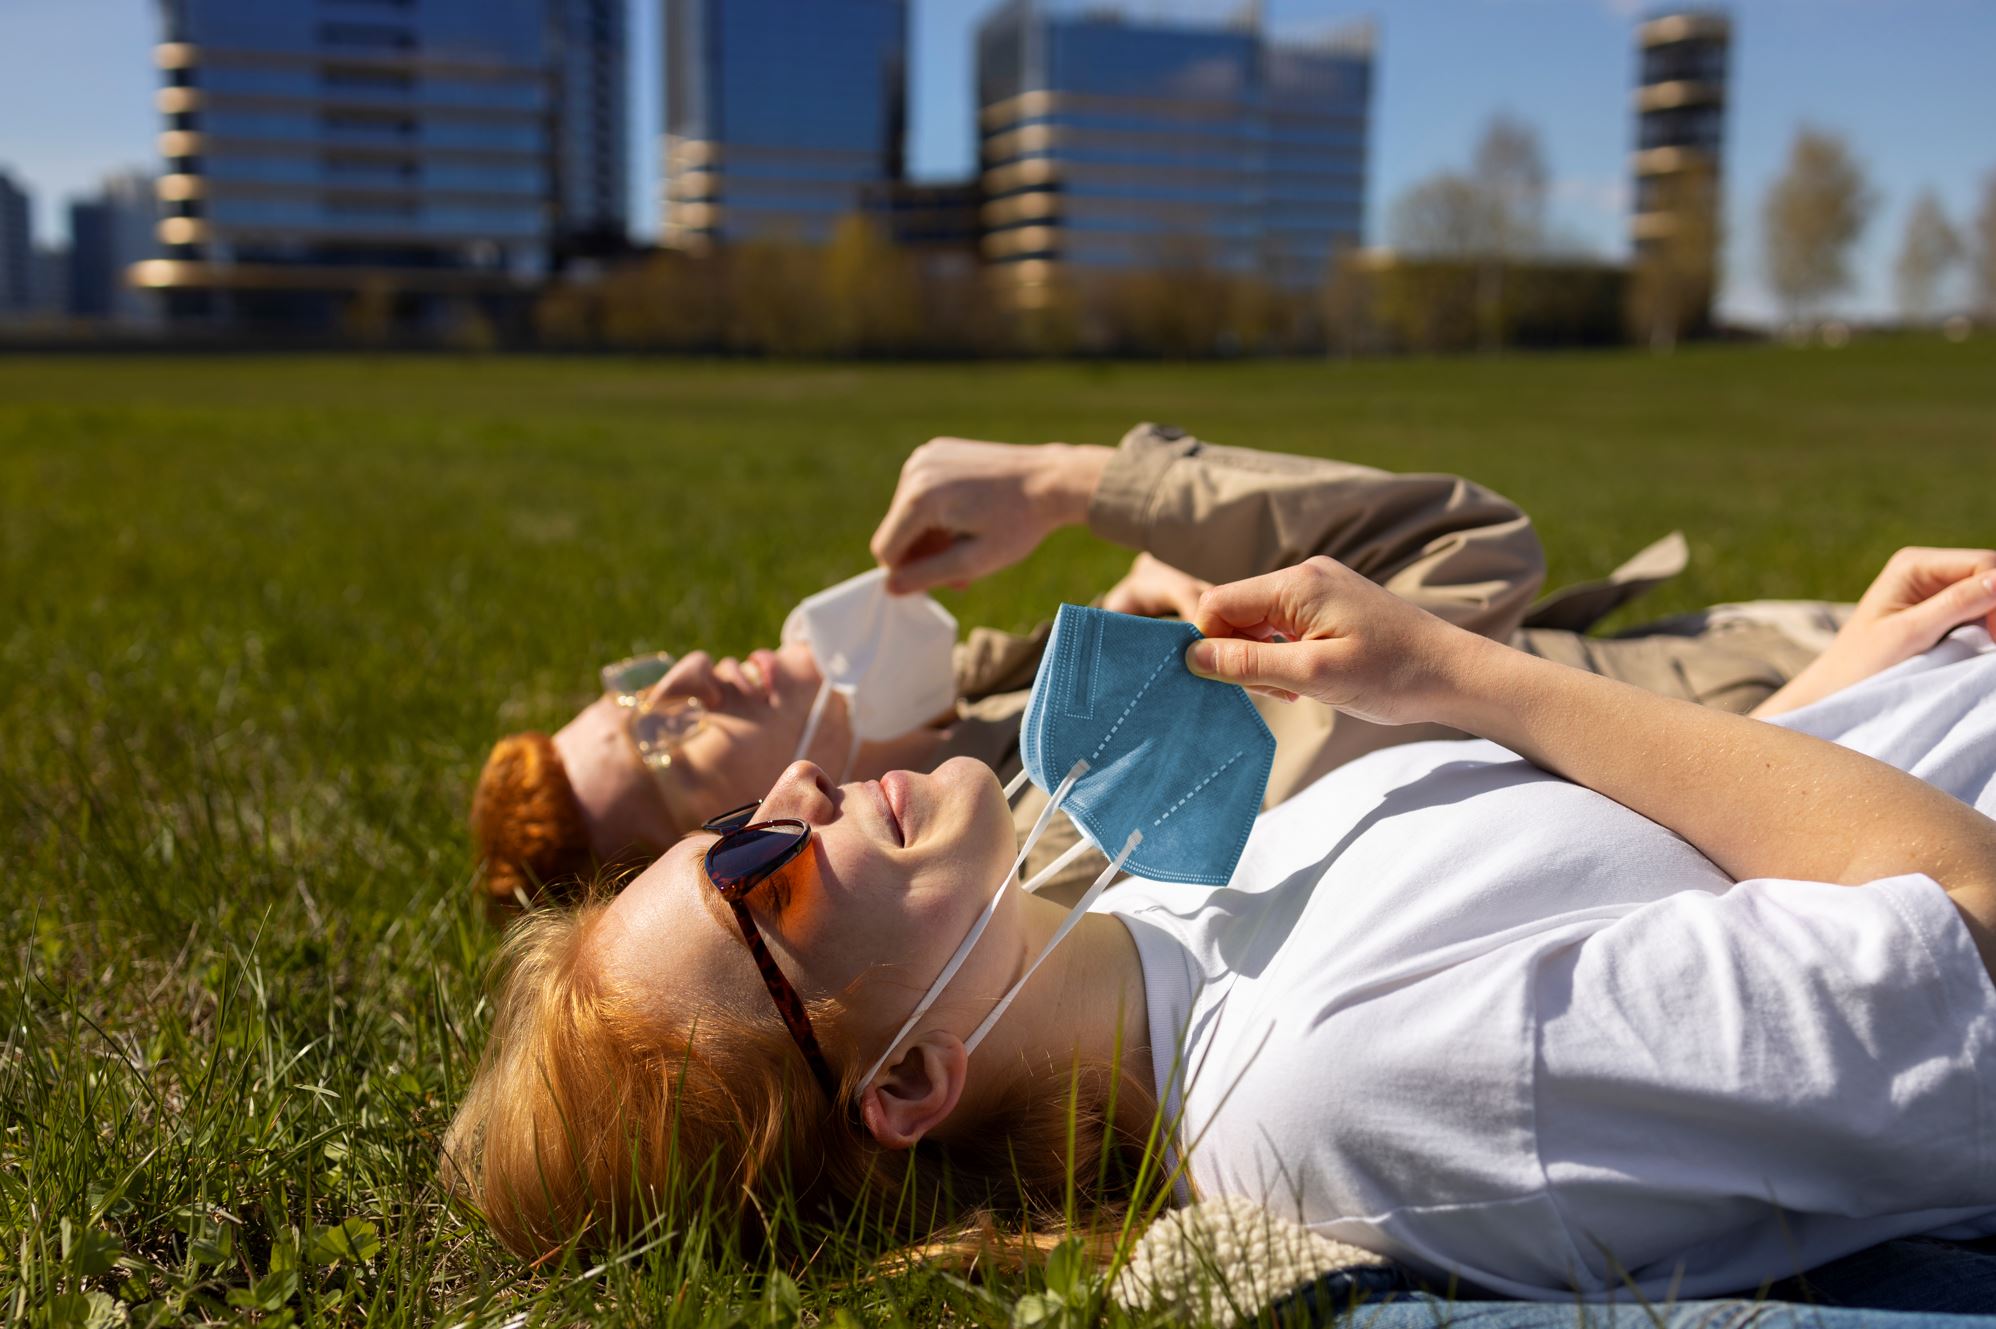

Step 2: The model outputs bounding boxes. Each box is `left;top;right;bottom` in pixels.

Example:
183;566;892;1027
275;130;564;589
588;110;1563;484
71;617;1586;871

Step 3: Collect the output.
2;0;1993;323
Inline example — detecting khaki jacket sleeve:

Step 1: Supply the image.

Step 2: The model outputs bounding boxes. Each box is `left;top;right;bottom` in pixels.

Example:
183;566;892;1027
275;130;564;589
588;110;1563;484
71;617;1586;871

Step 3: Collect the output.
1085;423;1546;636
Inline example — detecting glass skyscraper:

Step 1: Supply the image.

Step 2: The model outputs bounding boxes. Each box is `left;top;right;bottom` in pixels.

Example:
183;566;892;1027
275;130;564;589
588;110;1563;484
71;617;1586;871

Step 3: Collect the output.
977;0;1372;304
137;0;623;330
662;0;908;250
551;0;631;251
0;169;30;314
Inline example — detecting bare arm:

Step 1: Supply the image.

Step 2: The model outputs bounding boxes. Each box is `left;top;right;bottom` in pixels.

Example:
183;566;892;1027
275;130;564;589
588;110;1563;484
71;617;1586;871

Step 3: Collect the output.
1188;557;1996;978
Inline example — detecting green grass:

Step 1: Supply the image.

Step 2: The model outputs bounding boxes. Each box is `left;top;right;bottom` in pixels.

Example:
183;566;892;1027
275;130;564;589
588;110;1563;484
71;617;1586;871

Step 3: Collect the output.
3;340;1994;1326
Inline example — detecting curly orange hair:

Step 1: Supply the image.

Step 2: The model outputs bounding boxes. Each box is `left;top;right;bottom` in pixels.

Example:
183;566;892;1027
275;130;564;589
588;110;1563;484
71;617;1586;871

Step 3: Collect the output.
470;732;593;916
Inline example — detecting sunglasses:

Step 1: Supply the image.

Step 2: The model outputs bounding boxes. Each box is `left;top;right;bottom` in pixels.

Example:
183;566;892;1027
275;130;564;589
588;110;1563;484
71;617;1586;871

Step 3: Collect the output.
600;652;709;773
701;800;840;1101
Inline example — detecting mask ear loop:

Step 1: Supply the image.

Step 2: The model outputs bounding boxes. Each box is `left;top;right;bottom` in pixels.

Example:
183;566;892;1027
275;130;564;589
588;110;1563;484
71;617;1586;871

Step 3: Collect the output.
1004;767;1033;801
1020;838;1095;894
793;676;837;765
961;827;1142;1056
858;758;1089;1090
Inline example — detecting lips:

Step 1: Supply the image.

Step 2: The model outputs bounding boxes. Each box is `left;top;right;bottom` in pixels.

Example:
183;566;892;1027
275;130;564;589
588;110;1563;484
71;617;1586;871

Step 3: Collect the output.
879;770;911;847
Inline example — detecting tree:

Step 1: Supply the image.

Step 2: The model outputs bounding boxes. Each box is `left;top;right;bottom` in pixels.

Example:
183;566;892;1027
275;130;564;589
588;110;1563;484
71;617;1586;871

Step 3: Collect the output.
1388;172;1487;258
1472;113;1549;258
1976;172;1996;322
1892;190;1962;325
1761;126;1877;324
1628;157;1722;350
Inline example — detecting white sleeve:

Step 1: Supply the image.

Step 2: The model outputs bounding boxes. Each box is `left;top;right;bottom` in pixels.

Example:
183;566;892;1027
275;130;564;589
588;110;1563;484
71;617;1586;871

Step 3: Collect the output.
1530;873;1996;1290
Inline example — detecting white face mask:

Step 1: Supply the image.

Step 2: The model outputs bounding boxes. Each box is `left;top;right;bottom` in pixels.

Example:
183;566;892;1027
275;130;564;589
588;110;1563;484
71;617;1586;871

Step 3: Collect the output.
781;567;958;777
859;759;1142;1091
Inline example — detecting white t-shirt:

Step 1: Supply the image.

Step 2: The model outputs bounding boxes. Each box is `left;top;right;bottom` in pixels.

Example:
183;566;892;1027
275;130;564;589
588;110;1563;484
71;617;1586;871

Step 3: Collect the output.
1099;626;1996;1301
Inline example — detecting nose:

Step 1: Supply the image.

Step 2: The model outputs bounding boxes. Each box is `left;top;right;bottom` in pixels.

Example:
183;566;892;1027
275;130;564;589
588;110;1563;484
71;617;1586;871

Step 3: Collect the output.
757;761;839;825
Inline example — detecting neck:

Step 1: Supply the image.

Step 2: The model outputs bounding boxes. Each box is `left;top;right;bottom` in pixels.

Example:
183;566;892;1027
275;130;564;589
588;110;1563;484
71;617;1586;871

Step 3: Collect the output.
951;888;1156;1140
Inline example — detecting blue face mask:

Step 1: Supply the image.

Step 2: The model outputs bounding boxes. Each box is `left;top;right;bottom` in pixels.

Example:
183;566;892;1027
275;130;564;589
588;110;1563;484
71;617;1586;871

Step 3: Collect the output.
1021;604;1275;885
856;605;1274;1092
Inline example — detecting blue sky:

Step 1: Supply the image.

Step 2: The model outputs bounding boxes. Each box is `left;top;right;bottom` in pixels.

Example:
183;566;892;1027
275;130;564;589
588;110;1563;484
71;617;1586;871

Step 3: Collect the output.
3;0;1991;322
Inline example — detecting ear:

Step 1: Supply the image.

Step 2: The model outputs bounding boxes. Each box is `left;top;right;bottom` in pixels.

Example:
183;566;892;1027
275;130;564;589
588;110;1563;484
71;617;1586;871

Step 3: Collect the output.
858;1031;968;1150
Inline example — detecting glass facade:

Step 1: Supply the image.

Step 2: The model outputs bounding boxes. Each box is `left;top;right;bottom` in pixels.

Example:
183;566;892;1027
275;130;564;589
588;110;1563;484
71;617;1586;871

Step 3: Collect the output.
662;0;908;249
144;0;626;329
550;0;630;246
0;170;30;313
977;0;1372;295
1630;10;1730;255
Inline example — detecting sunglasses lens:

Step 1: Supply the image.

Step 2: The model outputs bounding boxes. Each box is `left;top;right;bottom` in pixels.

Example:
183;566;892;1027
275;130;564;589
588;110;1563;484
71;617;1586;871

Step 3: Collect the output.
707;823;806;891
628;696;707;768
601;652;677;704
703;802;760;835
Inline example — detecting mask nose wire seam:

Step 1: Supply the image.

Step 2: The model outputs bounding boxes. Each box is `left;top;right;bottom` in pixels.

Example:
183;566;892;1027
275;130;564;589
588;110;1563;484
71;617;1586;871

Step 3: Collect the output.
961;826;1143;1056
856;758;1090;1090
1088;647;1179;764
1154;748;1246;826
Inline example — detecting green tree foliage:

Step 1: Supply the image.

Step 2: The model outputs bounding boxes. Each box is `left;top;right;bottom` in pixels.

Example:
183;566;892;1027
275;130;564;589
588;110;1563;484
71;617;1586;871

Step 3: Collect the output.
1893;190;1963;326
1761;126;1877;323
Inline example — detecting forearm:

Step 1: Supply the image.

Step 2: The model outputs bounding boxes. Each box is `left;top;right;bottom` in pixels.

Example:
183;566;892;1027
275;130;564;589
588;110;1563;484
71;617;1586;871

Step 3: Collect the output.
1439;631;1996;896
1087;426;1544;635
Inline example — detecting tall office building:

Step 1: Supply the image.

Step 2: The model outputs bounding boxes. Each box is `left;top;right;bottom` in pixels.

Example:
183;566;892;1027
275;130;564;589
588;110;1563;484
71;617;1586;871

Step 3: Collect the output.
662;0;908;251
0;169;32;313
1630;9;1729;323
977;0;1372;306
135;0;624;331
550;0;630;251
70;170;162;325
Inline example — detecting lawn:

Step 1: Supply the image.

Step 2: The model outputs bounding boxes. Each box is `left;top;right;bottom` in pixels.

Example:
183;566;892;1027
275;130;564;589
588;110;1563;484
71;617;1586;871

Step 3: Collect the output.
3;340;1994;1326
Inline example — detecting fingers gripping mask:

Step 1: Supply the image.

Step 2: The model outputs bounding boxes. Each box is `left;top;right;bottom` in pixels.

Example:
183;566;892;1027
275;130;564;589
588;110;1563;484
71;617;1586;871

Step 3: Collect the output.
1021;604;1275;885
781;568;958;775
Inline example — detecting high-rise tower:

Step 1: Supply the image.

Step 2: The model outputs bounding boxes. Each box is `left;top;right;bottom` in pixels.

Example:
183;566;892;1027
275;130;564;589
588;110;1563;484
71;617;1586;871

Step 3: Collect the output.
976;0;1372;308
662;0;908;251
1630;9;1729;334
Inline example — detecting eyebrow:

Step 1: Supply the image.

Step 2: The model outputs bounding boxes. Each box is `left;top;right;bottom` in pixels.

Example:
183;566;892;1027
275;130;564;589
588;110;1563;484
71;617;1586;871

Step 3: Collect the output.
672;833;736;936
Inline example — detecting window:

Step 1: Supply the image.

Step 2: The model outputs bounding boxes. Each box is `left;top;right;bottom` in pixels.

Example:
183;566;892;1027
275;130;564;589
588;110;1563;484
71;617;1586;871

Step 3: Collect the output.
318;23;416;50
322;66;415;92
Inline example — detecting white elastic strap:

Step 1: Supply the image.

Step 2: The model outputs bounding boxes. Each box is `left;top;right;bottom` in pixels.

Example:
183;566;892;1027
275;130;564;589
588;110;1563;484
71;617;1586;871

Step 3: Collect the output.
839;728;864;785
1020;838;1095;895
1004;767;1033;801
857;758;1089;1089
793;676;837;765
961;828;1142;1055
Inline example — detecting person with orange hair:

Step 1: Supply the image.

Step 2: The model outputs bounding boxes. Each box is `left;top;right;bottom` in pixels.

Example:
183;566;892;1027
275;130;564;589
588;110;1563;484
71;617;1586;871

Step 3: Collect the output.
469;425;1982;920
444;544;1996;1309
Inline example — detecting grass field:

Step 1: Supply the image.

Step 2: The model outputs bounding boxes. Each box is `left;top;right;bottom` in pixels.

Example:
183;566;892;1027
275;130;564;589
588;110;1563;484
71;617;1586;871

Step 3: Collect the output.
3;340;1994;1326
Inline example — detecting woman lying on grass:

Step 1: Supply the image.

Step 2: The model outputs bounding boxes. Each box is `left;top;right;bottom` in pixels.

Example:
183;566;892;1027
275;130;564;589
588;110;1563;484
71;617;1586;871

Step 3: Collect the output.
470;430;1869;914
444;546;1996;1300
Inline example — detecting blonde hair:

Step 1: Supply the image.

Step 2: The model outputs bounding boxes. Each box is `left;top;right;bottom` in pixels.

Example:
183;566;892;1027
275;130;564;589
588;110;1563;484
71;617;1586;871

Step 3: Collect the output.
442;891;1157;1265
469;732;594;917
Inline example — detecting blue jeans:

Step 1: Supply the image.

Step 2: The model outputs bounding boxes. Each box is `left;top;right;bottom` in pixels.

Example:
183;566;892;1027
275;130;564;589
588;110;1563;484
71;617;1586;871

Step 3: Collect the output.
1273;1237;1996;1326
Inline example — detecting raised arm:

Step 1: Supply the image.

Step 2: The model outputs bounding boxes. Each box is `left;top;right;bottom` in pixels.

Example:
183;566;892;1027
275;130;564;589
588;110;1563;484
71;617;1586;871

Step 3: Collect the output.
1187;557;1996;978
871;427;1545;640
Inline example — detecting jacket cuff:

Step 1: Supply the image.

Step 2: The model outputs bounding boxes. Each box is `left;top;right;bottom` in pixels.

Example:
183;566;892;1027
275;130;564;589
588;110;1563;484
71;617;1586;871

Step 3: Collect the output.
1087;422;1197;550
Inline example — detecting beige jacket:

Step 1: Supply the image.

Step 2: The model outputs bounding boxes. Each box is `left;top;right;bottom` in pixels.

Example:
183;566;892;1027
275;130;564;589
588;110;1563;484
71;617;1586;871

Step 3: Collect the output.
933;424;1841;893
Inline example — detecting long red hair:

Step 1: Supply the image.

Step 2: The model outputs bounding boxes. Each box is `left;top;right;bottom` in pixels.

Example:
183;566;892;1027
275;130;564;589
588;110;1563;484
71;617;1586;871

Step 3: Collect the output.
441;891;1159;1265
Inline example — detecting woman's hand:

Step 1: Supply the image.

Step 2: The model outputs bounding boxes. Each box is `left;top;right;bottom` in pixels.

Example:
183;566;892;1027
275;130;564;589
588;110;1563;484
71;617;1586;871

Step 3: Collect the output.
1753;547;1996;718
870;439;1113;594
1101;553;1212;621
1185;557;1470;726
